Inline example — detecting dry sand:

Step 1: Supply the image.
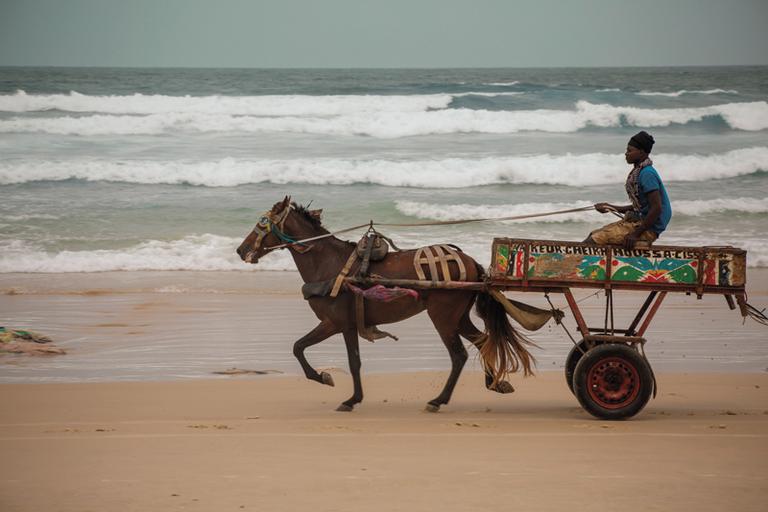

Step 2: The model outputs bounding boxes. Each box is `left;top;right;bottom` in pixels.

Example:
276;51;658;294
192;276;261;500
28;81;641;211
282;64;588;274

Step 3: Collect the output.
1;372;767;512
1;269;768;510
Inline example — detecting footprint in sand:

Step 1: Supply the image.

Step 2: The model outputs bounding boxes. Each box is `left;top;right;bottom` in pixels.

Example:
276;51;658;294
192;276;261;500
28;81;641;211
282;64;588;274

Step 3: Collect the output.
186;424;233;430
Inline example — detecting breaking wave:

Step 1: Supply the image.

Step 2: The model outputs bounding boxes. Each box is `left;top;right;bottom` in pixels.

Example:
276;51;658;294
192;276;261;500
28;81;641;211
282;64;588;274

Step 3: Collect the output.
0;89;454;115
2;224;766;273
395;197;768;223
636;89;739;97
453;92;524;97
396;200;600;223
1;95;765;137
0;233;485;273
0;235;293;273
674;197;768;215
2;147;765;188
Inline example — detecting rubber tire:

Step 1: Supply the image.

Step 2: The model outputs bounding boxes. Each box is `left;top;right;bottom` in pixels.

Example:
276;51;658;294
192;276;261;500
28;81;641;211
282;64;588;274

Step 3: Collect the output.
573;343;653;420
564;340;599;395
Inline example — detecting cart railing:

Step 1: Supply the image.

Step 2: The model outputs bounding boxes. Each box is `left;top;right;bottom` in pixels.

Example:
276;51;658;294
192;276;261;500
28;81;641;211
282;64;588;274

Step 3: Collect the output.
488;238;746;296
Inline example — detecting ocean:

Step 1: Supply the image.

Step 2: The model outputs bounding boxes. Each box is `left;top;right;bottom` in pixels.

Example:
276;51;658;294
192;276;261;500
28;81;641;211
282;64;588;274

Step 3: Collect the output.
1;66;767;273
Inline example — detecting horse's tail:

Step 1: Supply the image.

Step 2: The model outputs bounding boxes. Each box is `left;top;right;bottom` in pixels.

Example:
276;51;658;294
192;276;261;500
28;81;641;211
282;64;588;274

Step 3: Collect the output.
474;290;537;385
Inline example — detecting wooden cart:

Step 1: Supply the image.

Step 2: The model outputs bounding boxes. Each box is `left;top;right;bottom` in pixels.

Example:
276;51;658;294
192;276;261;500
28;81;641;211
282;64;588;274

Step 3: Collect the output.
488;238;748;419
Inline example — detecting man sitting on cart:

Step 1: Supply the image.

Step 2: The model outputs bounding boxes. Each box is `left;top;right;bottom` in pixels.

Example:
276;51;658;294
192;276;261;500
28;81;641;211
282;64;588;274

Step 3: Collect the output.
586;131;672;250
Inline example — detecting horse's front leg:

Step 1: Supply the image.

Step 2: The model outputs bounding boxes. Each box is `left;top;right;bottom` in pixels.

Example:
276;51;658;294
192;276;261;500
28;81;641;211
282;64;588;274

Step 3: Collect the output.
336;328;363;412
293;320;340;386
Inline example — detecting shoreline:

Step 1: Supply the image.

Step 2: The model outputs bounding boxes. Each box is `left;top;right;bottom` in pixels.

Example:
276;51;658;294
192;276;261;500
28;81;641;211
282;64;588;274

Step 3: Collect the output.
3;267;768;294
2;269;767;383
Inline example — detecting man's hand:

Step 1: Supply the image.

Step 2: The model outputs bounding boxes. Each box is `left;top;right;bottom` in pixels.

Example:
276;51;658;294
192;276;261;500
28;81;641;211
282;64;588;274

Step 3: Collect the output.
623;232;639;250
594;202;613;213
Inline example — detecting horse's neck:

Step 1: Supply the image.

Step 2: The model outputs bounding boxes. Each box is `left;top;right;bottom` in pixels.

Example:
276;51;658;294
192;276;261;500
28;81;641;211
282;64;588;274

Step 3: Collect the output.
289;236;355;283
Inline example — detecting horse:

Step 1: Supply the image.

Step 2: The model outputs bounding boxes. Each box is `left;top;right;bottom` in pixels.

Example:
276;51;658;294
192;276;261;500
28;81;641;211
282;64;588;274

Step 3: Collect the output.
236;196;535;412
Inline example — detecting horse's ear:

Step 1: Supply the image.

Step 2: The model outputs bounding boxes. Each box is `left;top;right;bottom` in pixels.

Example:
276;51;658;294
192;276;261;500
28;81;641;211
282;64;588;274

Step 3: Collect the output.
281;195;291;210
308;209;323;221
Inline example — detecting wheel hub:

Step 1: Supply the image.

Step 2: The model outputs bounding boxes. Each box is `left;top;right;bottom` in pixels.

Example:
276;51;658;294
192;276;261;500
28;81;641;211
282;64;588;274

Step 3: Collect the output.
587;357;640;409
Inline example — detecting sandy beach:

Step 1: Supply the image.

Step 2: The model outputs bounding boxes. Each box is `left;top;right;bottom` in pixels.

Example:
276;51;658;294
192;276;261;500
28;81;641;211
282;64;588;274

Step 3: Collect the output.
1;372;767;512
1;269;767;510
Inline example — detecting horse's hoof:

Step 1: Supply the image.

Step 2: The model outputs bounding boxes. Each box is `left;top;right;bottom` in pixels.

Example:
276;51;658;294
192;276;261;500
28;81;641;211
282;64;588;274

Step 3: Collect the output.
491;381;515;394
425;403;440;413
336;403;354;412
320;372;335;387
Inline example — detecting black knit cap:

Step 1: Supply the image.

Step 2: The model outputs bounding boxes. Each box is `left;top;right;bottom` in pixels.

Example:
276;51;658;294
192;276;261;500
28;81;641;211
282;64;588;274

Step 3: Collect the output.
628;131;655;153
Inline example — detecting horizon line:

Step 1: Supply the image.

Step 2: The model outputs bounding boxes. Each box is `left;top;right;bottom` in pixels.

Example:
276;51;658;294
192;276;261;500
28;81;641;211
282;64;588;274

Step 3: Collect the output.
1;64;767;71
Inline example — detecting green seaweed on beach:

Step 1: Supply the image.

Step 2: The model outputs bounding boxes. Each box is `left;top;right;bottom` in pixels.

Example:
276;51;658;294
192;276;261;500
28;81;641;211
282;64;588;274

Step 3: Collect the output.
0;327;53;344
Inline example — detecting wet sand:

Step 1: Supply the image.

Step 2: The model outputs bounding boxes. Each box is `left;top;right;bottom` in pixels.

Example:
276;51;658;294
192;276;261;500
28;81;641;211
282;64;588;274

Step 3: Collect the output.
1;270;767;382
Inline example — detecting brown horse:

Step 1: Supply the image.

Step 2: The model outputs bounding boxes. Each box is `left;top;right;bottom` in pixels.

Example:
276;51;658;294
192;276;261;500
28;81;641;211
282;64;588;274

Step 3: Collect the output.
236;196;535;412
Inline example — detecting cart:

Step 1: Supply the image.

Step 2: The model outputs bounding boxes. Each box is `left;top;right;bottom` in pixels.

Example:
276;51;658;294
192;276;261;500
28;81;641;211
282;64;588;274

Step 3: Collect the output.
344;236;756;419
487;238;749;420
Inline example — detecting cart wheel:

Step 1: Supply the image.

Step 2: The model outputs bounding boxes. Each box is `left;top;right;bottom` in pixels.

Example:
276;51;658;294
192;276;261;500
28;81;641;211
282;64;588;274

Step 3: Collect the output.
564;339;601;395
573;343;653;420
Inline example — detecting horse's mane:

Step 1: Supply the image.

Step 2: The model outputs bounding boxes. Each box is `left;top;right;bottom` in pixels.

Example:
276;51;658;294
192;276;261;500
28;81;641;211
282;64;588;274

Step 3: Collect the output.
291;201;355;247
291;202;323;228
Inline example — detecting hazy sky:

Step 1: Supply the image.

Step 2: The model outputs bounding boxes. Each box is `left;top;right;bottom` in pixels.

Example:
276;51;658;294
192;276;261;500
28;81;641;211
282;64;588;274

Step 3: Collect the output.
1;0;766;68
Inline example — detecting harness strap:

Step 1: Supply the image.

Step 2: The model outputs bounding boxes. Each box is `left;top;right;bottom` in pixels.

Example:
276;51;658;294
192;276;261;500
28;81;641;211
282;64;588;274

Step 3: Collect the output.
414;247;440;283
425;247;440;283
436;246;452;282
414;249;427;281
330;250;359;298
440;244;467;281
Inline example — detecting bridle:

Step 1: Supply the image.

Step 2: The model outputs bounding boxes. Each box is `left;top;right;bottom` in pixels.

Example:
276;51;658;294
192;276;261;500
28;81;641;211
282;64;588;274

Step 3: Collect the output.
249;206;311;255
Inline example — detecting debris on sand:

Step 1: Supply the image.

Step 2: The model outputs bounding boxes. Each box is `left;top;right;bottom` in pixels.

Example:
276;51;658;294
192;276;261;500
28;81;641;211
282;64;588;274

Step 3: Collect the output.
0;327;65;356
212;368;283;376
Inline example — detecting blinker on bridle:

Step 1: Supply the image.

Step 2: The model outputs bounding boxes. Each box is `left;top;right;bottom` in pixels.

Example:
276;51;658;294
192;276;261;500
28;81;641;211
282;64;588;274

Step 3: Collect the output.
250;206;312;254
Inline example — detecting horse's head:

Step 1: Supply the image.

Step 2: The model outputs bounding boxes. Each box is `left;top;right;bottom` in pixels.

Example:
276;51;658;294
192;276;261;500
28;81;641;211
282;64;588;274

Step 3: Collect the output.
236;196;324;264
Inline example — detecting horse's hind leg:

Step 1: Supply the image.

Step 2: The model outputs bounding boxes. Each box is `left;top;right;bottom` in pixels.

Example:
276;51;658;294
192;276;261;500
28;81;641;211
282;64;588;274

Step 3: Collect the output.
458;311;515;394
425;328;468;412
293;320;340;386
336;328;363;412
425;298;469;412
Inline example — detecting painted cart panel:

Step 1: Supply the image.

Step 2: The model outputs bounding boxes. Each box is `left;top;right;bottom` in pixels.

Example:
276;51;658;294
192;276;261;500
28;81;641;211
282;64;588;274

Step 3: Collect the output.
491;239;746;291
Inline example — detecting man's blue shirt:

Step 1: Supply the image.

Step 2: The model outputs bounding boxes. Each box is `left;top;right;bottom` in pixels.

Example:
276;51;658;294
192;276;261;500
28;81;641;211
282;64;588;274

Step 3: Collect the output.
637;165;672;235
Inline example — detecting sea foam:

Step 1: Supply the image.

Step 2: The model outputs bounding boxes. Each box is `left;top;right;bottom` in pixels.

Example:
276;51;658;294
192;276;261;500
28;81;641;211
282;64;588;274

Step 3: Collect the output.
396;197;768;223
1;95;766;137
636;89;739;97
0;90;454;115
0;235;292;273
2;147;765;188
2;229;766;273
396;201;600;223
482;81;520;86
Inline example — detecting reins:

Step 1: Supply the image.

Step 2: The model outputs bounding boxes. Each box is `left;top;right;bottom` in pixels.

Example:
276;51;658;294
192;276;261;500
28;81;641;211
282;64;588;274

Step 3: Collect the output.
264;205;608;251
